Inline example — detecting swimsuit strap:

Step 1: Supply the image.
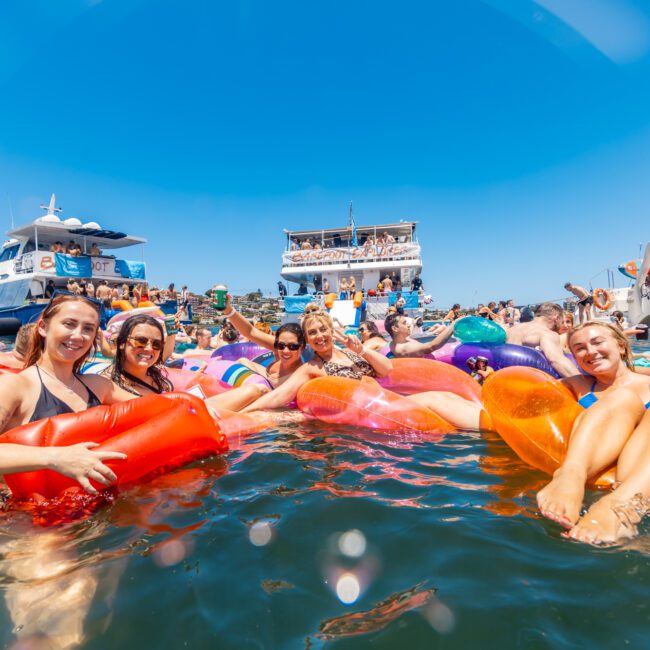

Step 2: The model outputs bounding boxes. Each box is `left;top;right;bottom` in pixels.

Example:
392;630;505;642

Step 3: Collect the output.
120;370;164;395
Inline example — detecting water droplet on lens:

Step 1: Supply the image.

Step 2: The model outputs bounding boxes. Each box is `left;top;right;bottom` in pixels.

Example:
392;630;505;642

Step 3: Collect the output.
338;529;366;558
336;573;361;604
249;521;273;546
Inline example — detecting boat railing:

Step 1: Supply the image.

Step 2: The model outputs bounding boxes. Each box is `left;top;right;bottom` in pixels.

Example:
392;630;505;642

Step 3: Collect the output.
12;250;146;281
281;242;421;268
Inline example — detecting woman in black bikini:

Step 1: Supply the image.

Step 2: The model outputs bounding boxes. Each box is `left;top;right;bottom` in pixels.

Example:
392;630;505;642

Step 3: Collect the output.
0;294;129;493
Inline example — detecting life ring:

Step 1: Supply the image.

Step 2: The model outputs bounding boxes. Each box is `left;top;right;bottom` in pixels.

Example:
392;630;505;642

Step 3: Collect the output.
0;392;228;502
296;376;455;435
482;367;614;486
592;288;611;311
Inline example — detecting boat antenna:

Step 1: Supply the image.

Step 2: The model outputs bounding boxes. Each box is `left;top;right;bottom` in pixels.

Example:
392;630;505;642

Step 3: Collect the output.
348;201;357;247
39;193;63;218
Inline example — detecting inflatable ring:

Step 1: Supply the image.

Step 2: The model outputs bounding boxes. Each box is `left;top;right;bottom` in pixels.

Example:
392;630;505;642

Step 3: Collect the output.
482;367;614;486
0;393;228;502
211;342;270;361
593;288;611;311
107;306;165;331
201;359;272;389
454;316;506;345
297;376;455;434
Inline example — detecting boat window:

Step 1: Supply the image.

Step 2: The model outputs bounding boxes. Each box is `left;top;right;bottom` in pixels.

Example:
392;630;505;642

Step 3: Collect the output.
23;241;35;253
0;244;20;262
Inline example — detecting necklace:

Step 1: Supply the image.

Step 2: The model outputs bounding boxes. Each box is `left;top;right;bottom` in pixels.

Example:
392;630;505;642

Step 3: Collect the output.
37;365;79;393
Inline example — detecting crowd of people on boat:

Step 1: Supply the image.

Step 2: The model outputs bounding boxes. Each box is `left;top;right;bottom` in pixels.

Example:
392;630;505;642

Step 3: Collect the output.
1;287;650;548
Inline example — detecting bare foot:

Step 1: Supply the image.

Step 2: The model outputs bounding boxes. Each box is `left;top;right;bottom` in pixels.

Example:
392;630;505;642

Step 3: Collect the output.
536;465;587;528
565;493;648;545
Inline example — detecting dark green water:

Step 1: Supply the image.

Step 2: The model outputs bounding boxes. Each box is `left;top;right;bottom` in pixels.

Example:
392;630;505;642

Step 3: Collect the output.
3;421;650;649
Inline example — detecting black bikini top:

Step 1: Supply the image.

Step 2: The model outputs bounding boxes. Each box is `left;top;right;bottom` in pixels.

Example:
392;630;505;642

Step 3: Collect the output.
29;366;102;423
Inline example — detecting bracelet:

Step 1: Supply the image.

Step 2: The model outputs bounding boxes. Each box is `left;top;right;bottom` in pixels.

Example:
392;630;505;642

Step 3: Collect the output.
222;308;235;318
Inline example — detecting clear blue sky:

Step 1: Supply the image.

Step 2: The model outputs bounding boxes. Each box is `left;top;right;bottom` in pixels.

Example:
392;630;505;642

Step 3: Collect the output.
1;0;650;307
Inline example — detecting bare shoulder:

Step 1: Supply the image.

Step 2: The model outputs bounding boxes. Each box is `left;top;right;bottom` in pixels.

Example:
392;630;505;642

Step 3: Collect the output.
561;374;590;397
79;373;115;400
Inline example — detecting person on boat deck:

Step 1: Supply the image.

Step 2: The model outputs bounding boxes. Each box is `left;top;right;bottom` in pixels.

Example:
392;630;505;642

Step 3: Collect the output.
382;275;393;292
66;278;80;295
535;321;650;545
44;279;56;299
85;279;95;298
89;242;101;256
411;274;423;292
103;314;266;412
385;312;454;359
564;282;593;324
95;280;112;307
506;302;578;378
49;241;63;253
395;293;406;315
241;311;483;429
65;241;82;256
339;277;348;300
221;295;305;387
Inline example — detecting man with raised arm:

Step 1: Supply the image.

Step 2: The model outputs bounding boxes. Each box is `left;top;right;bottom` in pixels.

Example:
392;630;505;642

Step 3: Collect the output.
506;302;578;378
385;313;454;358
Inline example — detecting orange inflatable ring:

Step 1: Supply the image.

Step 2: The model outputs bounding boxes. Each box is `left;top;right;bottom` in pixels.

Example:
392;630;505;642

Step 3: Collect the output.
377;358;482;404
297;376;455;435
111;300;133;312
592;288;611;311
0;392;228;502
482;367;614;486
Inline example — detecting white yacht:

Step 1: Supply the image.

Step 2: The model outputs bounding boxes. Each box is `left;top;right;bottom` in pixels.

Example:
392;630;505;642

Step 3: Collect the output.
0;194;147;325
280;215;426;326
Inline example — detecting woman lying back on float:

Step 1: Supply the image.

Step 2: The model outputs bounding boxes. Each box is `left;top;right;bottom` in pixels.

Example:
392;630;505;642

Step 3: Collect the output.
0;296;263;493
220;293;305;387
240;311;484;430
536;321;650;541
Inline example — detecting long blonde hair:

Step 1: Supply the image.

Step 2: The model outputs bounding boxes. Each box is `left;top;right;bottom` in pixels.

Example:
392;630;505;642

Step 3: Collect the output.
567;321;634;370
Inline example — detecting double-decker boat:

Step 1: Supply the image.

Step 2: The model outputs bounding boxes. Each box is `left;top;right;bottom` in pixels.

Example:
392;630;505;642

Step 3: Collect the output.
280;215;427;326
0;194;148;326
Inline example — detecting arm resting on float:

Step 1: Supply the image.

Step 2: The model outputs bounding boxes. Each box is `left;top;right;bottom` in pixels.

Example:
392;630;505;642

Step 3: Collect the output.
539;332;579;378
360;347;392;377
241;365;314;412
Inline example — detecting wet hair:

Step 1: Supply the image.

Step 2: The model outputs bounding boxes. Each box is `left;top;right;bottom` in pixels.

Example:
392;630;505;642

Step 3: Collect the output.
221;323;239;343
384;313;401;338
111;315;173;393
451;303;460;311
24;295;100;373
14;323;36;360
568;321;634;370
534;302;563;319
274;322;305;347
359;320;384;341
612;311;625;326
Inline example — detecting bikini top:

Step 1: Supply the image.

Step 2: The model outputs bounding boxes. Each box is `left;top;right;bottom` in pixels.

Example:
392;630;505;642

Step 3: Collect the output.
318;349;376;380
29;366;102;422
577;379;650;410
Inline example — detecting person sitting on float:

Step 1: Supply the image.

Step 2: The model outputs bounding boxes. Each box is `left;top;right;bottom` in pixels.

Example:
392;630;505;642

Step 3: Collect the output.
357;320;387;352
536;322;650;539
0;295;137;493
559;310;574;352
444;303;462;322
212;322;240;350
242;311;484;429
221;294;305;387
384;312;454;359
507;302;578;378
104;314;266;412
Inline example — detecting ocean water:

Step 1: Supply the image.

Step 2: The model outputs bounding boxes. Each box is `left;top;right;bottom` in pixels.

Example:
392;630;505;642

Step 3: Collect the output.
1;337;650;648
2;422;650;649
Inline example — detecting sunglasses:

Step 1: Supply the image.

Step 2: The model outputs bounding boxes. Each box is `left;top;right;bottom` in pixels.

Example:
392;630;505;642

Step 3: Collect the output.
275;342;301;351
128;336;163;351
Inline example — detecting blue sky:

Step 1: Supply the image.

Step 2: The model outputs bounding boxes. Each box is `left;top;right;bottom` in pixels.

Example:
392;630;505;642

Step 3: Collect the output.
1;0;649;307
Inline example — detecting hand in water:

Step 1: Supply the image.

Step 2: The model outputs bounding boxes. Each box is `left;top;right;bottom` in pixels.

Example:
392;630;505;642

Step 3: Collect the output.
47;443;127;495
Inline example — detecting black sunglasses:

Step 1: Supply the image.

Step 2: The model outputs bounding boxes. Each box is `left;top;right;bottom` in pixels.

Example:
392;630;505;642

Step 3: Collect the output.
275;342;301;351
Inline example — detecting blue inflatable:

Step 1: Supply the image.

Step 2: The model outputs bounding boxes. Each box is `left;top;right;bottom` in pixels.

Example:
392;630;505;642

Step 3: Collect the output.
453;316;507;345
451;343;559;378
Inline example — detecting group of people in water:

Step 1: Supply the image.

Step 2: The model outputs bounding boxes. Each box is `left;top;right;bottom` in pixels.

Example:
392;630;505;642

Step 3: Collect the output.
1;291;650;546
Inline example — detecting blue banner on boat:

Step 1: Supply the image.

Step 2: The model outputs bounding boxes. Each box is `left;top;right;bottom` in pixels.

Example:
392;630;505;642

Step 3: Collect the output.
115;260;145;279
284;295;316;314
55;253;92;277
387;291;419;309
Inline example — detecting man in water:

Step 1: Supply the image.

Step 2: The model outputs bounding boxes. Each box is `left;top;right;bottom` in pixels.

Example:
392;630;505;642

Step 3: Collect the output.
507;302;578;378
498;299;520;327
564;282;592;324
385;313;454;358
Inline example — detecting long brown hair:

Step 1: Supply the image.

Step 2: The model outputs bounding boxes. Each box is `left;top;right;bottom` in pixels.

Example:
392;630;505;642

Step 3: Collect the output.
23;295;100;374
567;321;634;370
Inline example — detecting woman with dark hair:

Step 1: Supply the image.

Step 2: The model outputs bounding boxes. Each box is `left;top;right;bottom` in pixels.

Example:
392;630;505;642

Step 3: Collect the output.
220;294;305;386
444;304;462;322
357;320;386;352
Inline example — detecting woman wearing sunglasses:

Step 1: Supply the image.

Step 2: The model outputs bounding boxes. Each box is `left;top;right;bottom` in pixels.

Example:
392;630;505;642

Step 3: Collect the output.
357;320;387;352
221;294;305;387
105;314;269;410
